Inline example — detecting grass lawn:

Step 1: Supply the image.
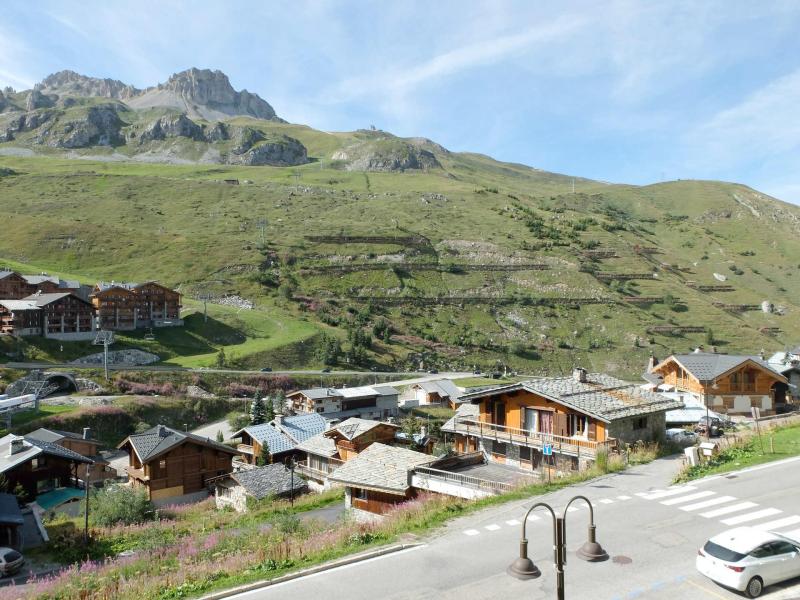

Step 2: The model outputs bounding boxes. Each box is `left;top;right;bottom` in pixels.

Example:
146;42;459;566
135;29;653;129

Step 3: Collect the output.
453;376;513;388
0;404;78;436
675;421;800;483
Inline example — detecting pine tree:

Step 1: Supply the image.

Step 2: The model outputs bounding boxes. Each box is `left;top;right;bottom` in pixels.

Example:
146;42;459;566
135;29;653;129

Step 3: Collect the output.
215;430;224;443
250;393;267;425
265;396;276;422
215;347;226;368
258;440;271;466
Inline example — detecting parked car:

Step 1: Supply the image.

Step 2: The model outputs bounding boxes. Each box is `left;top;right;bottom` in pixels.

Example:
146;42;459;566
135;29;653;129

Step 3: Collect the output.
665;428;698;446
697;527;800;597
428;369;439;374
694;416;727;437
0;548;23;577
473;369;482;375
260;367;272;372
321;367;331;373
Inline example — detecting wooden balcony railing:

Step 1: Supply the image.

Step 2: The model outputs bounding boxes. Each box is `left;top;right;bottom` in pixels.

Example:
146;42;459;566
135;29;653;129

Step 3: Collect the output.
451;417;616;458
237;444;254;455
413;466;514;495
125;466;148;481
296;458;344;480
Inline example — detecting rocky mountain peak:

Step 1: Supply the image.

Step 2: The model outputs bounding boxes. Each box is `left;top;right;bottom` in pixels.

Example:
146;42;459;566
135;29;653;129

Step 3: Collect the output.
38;70;140;100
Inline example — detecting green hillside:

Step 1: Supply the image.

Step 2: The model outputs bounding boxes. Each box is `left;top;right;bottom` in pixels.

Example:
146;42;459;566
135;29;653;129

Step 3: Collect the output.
2;120;800;377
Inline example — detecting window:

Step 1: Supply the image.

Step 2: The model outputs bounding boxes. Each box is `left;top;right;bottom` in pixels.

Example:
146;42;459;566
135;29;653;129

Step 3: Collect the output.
493;442;507;456
633;417;648;430
354;488;368;500
567;414;587;437
159;460;166;469
749;544;774;559
730;372;740;391
769;541;797;556
316;407;325;413
519;446;532;461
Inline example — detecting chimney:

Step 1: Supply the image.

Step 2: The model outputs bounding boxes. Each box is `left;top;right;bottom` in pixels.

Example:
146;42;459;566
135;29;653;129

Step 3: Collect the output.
158;424;166;436
759;349;766;361
572;367;587;383
274;414;283;426
420;425;427;438
647;354;657;373
8;436;25;456
83;427;91;440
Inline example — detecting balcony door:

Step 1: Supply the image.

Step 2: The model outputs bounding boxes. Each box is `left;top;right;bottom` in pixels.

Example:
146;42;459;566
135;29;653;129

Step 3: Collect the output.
493;402;506;426
523;408;538;433
539;410;553;435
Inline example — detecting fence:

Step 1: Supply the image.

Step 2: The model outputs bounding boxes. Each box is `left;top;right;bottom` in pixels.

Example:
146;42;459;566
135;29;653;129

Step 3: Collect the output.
412;466;514;495
299;262;551;274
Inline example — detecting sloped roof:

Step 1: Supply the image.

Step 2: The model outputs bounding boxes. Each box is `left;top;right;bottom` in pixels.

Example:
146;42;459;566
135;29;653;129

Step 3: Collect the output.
460;373;683;424
441;403;480;433
22;292;92;308
0;271;15;280
290;388;341;400
295;433;338;458
95;281;138;292
656;353;786;383
0;434;93;475
235;414;327;456
289;385;398;401
0;493;24;525
0;300;39;311
328;443;433;495
416;379;461;400
27;428;100;445
120;425;237;463
371;385;400;396
227;463;307;500
325;417;396;441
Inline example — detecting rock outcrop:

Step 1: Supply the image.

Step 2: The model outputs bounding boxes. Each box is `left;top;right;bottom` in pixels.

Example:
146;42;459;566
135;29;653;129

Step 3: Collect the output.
334;139;441;172
226;134;308;166
26;90;54;111
46;104;125;148
139;114;205;143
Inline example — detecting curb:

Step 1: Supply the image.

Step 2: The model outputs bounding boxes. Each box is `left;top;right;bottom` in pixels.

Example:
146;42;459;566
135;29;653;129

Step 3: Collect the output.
197;543;422;600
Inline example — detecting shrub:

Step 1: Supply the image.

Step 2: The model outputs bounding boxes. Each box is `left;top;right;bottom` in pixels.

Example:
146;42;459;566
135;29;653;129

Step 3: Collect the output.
91;483;154;527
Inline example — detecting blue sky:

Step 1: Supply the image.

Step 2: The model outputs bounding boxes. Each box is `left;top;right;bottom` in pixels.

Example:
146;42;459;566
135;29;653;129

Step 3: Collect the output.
2;1;800;202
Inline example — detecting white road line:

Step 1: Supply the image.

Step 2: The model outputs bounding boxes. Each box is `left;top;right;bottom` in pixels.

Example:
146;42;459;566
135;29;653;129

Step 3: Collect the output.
506;519;521;526
660;491;716;506
721;508;782;526
617;495;632;500
752;516;800;532
567;507;579;512
485;524;501;531
527;514;541;522
464;529;480;536
700;502;759;518
635;491;658;497
680;496;737;512
599;499;615;504
641;487;697;500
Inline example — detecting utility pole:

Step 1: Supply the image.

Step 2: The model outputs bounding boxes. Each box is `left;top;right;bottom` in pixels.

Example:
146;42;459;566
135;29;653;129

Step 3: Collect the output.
83;468;91;546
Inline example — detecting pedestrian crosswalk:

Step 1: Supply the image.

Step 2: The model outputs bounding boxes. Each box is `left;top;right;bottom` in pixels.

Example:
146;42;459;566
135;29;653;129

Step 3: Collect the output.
637;484;800;539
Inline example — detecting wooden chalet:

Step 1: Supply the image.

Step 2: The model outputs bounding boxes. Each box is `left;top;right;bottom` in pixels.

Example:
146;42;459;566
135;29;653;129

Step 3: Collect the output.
0;434;93;501
0;271;30;300
234;413;326;466
442;368;682;474
27;428;116;485
649;352;789;416
91;281;182;331
1;292;97;340
0;271;84;300
118;425;238;502
0;300;40;336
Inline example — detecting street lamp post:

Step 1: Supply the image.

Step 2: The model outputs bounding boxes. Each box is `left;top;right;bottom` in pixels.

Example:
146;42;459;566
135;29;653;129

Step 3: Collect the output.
285;456;296;507
507;495;609;600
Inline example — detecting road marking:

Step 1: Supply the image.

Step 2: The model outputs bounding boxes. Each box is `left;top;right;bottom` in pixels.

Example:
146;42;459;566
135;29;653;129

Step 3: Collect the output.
660;491;716;506
527;514;541;522
781;527;800;540
506;519;521;526
700;502;758;518
485;524;500;531
641;487;696;500
617;495;632;500
684;578;733;599
600;498;615;504
566;506;579;512
680;496;737;512
721;508;782;526
464;529;480;536
752;515;800;532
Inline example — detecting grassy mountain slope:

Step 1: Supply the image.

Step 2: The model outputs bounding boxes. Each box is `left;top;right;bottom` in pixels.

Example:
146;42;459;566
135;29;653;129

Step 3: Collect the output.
1;123;799;378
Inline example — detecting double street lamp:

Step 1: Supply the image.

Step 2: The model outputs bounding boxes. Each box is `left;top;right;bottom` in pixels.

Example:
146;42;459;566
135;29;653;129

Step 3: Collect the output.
508;495;609;600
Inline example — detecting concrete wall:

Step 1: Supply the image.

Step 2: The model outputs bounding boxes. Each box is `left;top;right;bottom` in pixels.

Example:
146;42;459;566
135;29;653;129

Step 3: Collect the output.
410;473;493;500
215;483;248;512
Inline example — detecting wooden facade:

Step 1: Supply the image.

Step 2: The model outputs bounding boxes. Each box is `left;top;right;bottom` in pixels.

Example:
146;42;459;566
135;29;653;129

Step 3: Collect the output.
0;302;40;336
652;356;788;415
2;454;86;500
35;294;95;338
0;271;81;300
349;487;416;515
327;423;399;461
91;281;182;331
121;438;236;501
0;272;31;299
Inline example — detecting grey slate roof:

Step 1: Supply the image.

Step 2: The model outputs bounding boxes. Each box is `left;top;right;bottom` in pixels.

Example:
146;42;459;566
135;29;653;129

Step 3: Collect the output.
459;373;683;423
326;417;395;441
228;463;307;500
235;413;327;456
22;292;91;308
415;379;461;401
122;425;237;463
0;271;14;280
371;385;400;396
641;372;663;386
295;433;338;458
328;443;433;495
441;403;480;433
667;353;785;382
0;434;93;475
0;300;39;311
27;428;100;445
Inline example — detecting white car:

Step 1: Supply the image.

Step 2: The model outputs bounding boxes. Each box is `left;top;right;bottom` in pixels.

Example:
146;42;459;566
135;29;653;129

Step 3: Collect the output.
665;428;698;445
696;527;800;597
0;547;24;577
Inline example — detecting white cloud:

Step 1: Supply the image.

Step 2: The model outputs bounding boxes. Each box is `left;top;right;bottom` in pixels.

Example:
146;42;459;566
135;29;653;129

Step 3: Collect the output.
0;26;35;89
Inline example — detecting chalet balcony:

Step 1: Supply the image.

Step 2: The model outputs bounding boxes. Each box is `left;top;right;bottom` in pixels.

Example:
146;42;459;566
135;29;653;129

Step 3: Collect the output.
295;458;344;481
237;444;254;455
125;466;148;481
450;417;617;458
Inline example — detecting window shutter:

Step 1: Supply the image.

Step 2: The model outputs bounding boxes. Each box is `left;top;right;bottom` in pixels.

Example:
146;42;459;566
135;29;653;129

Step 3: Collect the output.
588;421;597;441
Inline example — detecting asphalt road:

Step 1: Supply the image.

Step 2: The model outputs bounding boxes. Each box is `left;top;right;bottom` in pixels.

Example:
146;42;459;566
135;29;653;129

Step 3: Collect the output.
231;455;800;600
